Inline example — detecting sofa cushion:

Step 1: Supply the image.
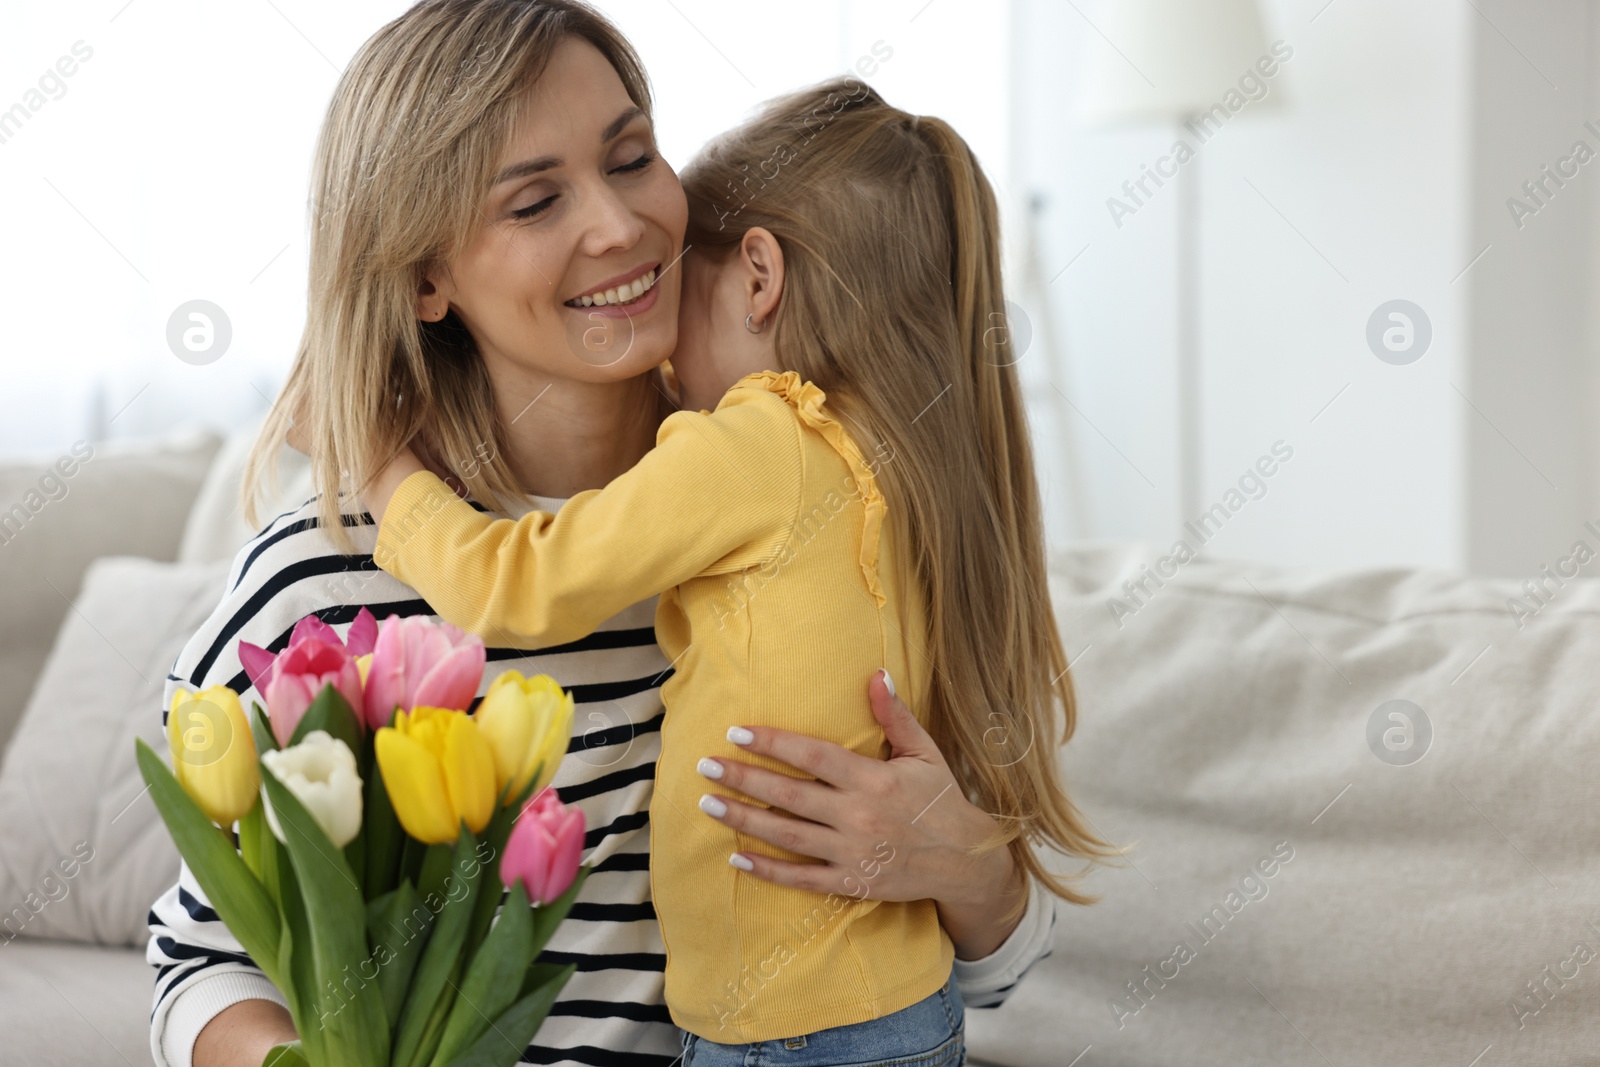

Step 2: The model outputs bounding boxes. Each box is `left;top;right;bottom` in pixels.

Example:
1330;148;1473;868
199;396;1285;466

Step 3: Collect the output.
178;417;312;566
0;554;231;948
965;543;1600;1067
0;939;151;1067
0;427;221;755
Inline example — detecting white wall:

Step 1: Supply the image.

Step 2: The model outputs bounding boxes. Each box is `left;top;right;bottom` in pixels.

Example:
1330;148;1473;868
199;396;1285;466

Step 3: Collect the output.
1012;0;1479;572
8;0;1598;578
0;0;412;450
1461;0;1599;578
0;0;1010;451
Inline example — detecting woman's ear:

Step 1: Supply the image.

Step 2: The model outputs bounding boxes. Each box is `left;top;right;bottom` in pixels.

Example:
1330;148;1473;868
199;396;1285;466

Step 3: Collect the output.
739;227;784;327
416;264;456;322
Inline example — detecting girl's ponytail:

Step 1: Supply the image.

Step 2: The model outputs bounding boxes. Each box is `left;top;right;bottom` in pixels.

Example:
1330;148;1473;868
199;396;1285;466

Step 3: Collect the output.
911;115;1027;591
681;81;1121;924
910;114;1121;920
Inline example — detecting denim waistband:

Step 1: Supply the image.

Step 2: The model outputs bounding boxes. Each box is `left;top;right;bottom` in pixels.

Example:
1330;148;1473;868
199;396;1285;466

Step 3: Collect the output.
679;967;965;1067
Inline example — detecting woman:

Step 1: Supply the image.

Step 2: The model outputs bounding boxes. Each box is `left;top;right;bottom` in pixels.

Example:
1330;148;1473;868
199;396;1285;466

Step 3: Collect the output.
146;4;1059;1066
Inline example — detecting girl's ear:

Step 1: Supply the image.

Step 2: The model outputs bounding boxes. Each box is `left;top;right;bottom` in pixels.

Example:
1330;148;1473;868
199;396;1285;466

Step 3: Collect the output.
739;226;785;325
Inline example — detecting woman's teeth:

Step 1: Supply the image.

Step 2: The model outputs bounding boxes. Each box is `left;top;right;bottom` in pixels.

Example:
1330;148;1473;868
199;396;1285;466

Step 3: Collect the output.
570;268;657;308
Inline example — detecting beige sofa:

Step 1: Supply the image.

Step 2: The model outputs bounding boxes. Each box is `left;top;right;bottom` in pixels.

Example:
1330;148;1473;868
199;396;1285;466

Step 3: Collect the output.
0;424;1595;1066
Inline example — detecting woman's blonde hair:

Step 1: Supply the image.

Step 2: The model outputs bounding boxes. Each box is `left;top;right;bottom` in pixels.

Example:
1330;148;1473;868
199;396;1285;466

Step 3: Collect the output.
682;79;1118;919
241;0;651;554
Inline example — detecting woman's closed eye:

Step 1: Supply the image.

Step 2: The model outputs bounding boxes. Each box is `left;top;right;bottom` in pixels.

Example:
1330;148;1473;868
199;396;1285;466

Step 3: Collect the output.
511;150;659;220
513;194;558;220
614;150;657;174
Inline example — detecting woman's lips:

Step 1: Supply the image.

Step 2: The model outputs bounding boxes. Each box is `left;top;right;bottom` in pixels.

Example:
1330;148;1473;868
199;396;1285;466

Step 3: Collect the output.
566;269;663;319
564;261;661;308
566;265;665;319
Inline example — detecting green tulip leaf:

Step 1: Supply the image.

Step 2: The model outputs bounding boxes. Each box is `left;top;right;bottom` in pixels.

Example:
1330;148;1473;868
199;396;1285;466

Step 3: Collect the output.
134;739;282;991
527;865;590;963
263;1040;310;1067
517;961;572;1001
251;701;279;754
365;879;433;1031
260;759;389;1067
344;815;367;892
287;681;363;754
238;800;266;883
439;963;576;1067
363;743;405;899
409;977;458;1067
392;826;484;1067
461;792;526;959
431;882;535;1066
276;870;323;1064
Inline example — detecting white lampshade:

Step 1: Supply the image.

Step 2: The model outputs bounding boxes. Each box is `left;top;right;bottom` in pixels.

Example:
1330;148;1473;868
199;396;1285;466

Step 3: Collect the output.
1077;0;1276;125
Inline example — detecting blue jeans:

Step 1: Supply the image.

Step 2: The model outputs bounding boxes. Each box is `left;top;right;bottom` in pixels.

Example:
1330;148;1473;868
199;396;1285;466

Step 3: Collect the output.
677;969;965;1067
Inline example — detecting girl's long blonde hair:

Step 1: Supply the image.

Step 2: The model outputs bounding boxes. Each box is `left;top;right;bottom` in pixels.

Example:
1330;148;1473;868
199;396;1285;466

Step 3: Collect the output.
682;79;1117;919
241;0;651;554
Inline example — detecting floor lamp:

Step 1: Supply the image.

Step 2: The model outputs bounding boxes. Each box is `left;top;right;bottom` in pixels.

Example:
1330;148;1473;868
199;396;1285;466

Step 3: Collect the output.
1077;0;1273;525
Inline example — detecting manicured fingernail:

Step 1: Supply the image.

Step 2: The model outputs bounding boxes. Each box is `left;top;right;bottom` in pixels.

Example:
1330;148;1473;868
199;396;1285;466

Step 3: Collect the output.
698;794;728;818
697;757;724;780
879;668;896;698
728;853;754;871
727;726;755;745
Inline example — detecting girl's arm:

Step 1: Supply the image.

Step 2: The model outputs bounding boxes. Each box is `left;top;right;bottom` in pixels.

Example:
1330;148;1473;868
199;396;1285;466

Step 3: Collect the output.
366;389;801;649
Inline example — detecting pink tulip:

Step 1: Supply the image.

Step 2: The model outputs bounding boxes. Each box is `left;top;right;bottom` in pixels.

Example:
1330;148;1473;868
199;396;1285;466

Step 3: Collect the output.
501;787;585;905
239;609;378;693
361;615;485;731
239;610;372;747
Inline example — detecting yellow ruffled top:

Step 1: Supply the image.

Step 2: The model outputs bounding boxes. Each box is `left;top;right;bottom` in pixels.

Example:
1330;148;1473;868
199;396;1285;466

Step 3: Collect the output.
736;369;889;606
373;363;948;1042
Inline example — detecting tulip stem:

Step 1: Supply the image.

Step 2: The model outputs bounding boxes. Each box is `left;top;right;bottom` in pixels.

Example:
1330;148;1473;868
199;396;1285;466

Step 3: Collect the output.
416;842;454;904
400;834;428;889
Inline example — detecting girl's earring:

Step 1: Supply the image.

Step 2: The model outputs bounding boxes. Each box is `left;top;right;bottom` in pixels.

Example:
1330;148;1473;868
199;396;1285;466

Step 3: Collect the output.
744;312;764;334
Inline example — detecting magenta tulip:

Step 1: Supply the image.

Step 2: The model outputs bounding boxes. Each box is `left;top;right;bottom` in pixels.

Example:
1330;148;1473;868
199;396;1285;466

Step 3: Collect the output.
361;615;485;731
239;610;371;747
501;787;585;905
238;608;377;694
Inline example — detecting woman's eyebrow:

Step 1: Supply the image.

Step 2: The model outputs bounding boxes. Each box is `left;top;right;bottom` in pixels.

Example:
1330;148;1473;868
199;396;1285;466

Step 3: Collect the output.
492;106;647;186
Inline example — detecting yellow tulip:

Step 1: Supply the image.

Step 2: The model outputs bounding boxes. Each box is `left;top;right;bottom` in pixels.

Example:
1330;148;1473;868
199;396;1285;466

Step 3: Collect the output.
374;706;496;844
473;671;573;804
167;685;260;826
354;653;372;689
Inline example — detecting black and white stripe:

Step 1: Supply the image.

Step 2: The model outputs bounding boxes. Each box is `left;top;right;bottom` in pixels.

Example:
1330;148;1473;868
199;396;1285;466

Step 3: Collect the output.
148;491;679;1067
146;490;1054;1067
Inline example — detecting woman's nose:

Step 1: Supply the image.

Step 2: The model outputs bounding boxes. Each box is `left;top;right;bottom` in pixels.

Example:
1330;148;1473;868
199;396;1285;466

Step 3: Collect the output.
580;180;647;257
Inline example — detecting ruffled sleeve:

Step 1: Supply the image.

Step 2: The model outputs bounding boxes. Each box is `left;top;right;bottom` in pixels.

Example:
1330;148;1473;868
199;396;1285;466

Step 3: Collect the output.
735;369;889;607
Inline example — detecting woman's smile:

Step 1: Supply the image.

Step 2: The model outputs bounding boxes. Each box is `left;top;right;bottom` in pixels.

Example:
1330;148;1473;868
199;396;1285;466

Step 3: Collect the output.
563;260;664;318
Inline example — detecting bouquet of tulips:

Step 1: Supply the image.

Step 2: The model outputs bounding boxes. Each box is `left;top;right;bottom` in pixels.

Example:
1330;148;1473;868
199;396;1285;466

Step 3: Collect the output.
135;609;590;1067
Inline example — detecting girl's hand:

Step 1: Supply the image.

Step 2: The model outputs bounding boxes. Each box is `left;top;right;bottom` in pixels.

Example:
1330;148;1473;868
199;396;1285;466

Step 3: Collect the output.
696;670;1029;960
360;444;428;526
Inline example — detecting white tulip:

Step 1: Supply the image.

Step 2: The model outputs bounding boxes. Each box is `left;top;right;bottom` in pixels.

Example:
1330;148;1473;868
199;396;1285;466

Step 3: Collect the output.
259;730;363;848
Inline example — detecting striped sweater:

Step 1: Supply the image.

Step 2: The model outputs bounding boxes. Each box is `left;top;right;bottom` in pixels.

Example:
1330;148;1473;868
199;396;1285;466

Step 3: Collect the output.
146;489;1057;1067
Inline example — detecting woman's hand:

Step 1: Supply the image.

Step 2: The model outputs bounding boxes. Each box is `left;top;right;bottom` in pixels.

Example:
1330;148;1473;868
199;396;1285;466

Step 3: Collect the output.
696;670;1028;961
192;999;298;1067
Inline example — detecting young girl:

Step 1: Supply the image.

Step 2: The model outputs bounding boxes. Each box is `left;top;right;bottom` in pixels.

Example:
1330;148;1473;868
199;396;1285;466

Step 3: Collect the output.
363;78;1110;1063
